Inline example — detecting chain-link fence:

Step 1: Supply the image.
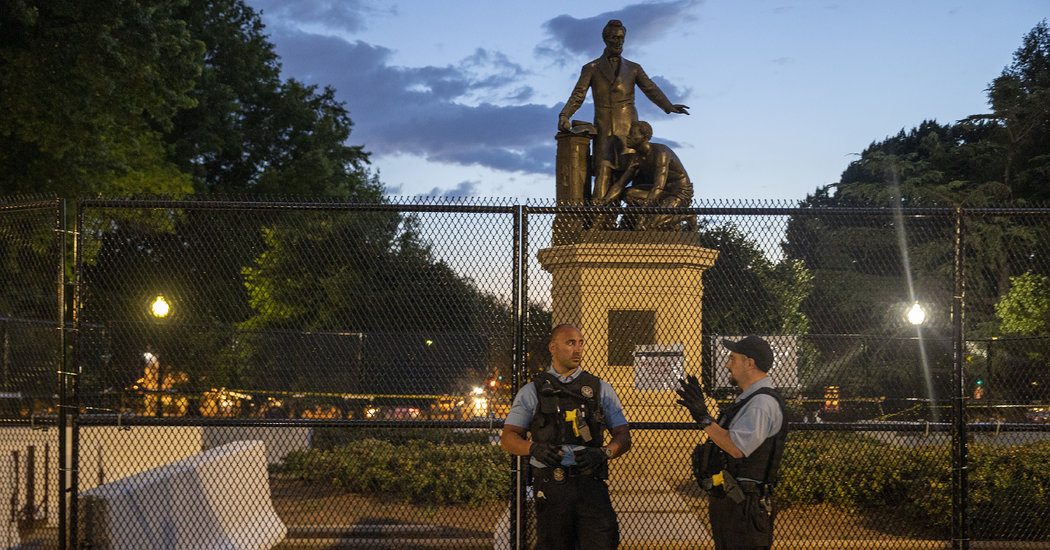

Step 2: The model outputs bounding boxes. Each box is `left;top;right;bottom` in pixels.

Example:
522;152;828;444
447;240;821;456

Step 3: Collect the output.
0;197;1047;549
0;198;65;550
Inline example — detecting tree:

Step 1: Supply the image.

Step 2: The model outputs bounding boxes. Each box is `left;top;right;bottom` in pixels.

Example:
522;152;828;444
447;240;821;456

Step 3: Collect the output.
698;221;812;337
0;0;202;197
996;272;1050;335
167;0;372;196
238;211;511;395
990;272;1050;404
779;22;1050;409
964;19;1050;201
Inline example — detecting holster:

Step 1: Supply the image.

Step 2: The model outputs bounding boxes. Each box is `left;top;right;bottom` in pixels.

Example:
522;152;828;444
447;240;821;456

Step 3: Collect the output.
720;470;745;504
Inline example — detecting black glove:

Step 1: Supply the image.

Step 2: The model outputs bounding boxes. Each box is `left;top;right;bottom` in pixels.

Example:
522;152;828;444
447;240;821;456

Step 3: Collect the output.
529;442;563;468
676;375;712;425
574;447;607;471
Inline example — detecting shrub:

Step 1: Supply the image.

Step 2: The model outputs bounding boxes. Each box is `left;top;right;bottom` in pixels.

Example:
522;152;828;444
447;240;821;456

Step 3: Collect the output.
777;431;1050;539
311;426;491;449
277;437;507;505
777;431;942;511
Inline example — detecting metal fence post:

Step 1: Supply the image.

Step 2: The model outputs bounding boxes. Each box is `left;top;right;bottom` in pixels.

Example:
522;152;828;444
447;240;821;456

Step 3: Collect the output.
509;203;528;550
951;207;969;549
57;198;75;550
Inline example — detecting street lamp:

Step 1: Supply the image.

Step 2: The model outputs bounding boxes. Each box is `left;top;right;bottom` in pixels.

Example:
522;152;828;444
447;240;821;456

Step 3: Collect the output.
149;295;170;416
906;301;926;326
151;295;170;318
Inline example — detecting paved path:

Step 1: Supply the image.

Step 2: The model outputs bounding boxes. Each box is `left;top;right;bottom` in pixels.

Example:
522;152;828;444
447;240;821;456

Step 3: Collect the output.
492;477;706;549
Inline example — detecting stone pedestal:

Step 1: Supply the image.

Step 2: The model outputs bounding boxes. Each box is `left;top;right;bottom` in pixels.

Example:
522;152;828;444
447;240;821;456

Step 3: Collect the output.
537;231;719;480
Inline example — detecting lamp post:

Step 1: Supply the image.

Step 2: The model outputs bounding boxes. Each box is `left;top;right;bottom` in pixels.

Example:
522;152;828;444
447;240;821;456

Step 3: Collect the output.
150;295;170;416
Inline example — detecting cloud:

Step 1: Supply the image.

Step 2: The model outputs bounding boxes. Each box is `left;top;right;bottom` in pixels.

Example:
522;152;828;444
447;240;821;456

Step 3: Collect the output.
423;180;480;198
245;1;698;179
260;25;558;175
537;0;702;62
247;0;393;35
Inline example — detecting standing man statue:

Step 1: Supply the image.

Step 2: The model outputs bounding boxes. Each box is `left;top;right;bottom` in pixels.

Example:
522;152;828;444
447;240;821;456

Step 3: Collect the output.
675;336;787;550
500;324;631;550
601;120;694;231
558;19;690;202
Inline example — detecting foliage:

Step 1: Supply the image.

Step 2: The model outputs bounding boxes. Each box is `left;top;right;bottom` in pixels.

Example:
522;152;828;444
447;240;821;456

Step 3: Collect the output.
964;439;1050;539
778;432;943;513
167;0;374;195
311;427;492;450
996;272;1050;335
777;432;1050;539
966;19;1050;201
276;438;507;505
0;0;202;198
694;220;817;388
237;210;510;394
781;22;1050;402
22;0;500;398
697;221;813;337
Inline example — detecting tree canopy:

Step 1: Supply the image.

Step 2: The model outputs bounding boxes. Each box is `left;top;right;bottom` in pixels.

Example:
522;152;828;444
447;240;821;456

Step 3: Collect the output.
1;0;202;197
780;20;1050;405
1;0;510;403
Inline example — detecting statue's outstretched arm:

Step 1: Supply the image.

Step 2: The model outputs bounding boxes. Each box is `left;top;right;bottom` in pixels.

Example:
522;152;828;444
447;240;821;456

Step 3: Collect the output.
635;65;689;115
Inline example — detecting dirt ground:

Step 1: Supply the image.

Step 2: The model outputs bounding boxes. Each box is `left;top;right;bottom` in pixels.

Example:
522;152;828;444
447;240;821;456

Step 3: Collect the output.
270;476;945;545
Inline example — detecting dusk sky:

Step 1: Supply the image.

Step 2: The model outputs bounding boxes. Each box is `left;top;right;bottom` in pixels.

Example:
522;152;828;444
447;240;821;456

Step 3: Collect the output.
243;1;1046;203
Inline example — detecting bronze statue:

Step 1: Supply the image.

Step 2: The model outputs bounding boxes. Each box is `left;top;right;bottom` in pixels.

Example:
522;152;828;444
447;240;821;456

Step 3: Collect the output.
601;121;695;231
558;19;690;202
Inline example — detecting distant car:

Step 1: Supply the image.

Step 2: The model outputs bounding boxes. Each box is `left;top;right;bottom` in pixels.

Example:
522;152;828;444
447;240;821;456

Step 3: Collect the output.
1026;407;1049;423
387;407;421;419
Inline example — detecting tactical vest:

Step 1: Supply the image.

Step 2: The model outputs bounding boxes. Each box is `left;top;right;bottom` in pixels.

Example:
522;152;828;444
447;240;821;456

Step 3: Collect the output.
696;387;787;484
528;371;606;448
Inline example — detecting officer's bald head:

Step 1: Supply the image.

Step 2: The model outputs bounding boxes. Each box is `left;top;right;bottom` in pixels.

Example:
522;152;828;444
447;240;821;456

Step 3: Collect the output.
550;323;582;343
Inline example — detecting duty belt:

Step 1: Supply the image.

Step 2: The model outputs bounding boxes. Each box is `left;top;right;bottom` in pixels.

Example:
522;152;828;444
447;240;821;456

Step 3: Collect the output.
699;470;768;504
532;465;598;482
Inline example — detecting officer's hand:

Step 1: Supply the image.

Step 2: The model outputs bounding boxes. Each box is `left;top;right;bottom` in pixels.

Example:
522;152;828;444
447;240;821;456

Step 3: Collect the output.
675;375;711;424
574;447;607;471
529;442;563;467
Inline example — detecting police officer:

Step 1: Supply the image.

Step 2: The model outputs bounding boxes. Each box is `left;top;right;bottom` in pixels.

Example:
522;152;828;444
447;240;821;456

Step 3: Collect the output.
676;335;786;550
500;324;631;550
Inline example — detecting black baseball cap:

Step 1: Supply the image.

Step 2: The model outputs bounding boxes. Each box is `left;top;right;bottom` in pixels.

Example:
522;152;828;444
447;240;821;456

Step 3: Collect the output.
722;335;774;372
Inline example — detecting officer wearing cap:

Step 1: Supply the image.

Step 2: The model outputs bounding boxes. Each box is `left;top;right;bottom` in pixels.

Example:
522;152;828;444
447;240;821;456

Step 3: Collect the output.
500;323;631;549
676;335;787;550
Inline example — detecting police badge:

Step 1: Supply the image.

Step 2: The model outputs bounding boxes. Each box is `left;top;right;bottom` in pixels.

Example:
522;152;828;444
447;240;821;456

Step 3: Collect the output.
581;385;594;398
553;467;566;482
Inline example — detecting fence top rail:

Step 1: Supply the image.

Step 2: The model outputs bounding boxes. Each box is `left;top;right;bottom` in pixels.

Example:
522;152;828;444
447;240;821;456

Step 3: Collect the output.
0;197;61;213
78;197;519;214
64;197;1050;220
64;414;1050;433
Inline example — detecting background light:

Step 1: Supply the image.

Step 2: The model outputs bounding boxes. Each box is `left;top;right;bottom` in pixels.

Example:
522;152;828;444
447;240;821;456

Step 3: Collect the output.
151;295;170;317
906;302;926;325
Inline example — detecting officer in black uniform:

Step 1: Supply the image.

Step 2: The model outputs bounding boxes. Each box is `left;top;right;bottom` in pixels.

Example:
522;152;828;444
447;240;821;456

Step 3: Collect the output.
676;335;787;550
500;324;631;550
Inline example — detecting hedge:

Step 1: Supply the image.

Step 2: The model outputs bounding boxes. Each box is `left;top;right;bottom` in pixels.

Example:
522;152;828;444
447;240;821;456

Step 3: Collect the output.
277;429;1050;538
778;432;1050;539
277;437;506;505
